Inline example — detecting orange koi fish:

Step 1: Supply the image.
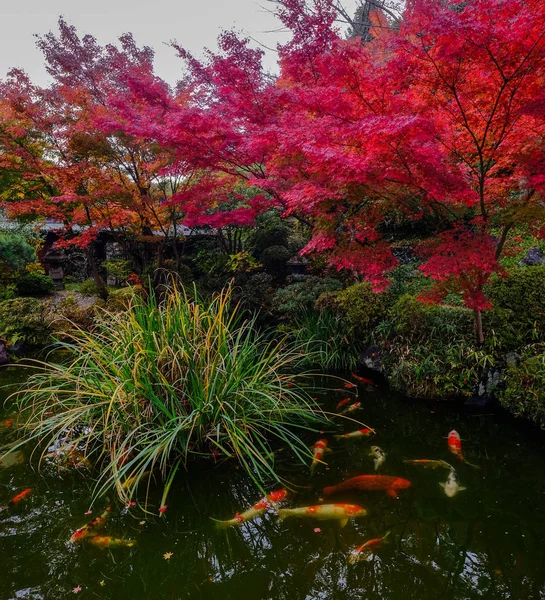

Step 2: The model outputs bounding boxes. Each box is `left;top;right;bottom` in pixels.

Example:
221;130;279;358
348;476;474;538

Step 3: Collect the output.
277;503;367;528
9;488;32;505
334;428;373;440
447;430;480;468
403;459;453;470
348;531;391;564
339;402;361;416
336;398;352;411
70;507;111;543
214;489;288;528
311;438;330;473
352;374;375;386
89;536;136;548
324;475;411;499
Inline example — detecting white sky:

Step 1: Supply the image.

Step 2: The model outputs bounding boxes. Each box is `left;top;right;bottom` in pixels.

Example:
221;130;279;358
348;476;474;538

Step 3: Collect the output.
0;0;357;86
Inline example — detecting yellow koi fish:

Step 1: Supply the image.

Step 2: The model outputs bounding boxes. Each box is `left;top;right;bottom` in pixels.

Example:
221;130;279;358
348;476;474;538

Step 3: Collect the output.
277;503;367;528
89;536;136;548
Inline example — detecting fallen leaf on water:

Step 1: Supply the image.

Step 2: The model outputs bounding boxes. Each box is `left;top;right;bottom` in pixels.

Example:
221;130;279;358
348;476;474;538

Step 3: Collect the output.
139;521;146;526
73;586;82;594
163;552;173;560
313;527;321;533
126;501;136;508
159;505;168;515
99;580;105;587
84;510;92;515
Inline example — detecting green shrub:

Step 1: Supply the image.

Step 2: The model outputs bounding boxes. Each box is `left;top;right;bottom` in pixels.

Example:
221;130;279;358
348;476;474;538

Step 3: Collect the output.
15;273;55;297
273;276;342;316
78;278;101;297
316;281;385;340
102;259;132;284
486;266;545;349
0;233;36;278
0;297;52;347
376;295;492;398
11;285;328;505
499;347;545;430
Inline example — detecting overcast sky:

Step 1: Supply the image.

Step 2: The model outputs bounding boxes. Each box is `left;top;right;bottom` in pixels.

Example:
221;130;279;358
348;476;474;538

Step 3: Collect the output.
1;0;357;86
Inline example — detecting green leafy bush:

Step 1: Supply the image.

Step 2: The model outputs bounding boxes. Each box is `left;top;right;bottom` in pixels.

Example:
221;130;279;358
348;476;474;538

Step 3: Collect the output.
0;297;52;347
12;285;328;505
499;347;545;430
486;266;545;350
15;273;55;297
273;276;342;316
78;278;102;297
316;281;385;340
102;259;132;284
0;233;36;278
260;245;291;280
376;295;493;398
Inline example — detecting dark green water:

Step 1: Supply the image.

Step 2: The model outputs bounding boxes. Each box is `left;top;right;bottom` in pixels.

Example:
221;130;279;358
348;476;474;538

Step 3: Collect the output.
1;367;545;600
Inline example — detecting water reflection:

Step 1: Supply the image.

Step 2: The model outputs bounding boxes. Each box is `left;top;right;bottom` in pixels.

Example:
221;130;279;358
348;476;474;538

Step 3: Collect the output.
1;369;545;599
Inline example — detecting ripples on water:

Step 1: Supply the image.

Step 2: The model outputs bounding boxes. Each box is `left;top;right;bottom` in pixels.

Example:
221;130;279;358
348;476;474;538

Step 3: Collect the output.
1;367;545;600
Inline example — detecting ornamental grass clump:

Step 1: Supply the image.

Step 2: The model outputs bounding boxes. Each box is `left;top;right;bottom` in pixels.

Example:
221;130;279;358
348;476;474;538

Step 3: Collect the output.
11;285;328;506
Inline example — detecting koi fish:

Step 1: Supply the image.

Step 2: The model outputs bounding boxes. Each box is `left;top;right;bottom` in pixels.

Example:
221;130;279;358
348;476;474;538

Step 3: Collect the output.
334;428;373;440
9;488;32;505
88;536;136;548
352;374;375;386
70;507;111;543
121;470;151;490
348;531;391;564
214;489;288;528
277;504;367;528
439;468;467;498
339;402;361;416
311;438;329;473
336;398;352;411
369;446;386;471
447;430;480;468
2;418;13;428
324;475;411;499
403;459;453;470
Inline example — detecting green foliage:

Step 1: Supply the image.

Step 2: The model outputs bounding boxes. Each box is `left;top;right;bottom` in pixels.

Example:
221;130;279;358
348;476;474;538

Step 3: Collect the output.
78;278;102;297
316;281;385;340
102;259;132;283
273;276;342;316
0;233;36;278
486;266;545;350
0;297;52;347
289;309;361;371
376;295;492;398
12;285;328;505
385;262;430;299
498;347;545;430
247;210;293;257
15;273;55;297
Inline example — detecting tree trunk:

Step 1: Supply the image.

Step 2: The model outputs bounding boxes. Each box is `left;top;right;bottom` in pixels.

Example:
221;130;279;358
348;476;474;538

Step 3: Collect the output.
473;309;484;346
85;246;109;300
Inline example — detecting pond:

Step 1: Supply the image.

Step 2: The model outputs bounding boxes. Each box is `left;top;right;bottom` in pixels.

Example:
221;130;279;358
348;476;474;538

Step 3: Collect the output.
1;367;545;600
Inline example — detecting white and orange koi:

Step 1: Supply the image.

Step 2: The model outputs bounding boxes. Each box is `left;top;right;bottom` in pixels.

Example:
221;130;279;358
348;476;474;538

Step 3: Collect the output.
334;427;373;440
214;489;288;528
311;438;330;473
447;430;480;468
278;503;367;528
339;402;361;416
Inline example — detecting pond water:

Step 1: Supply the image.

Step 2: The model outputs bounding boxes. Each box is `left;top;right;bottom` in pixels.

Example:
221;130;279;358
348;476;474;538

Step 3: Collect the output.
1;367;545;600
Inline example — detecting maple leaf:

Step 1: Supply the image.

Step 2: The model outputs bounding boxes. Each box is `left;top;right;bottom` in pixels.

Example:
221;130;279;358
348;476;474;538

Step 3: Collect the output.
163;552;173;560
159;505;168;515
84;510;92;515
72;586;82;594
313;527;321;533
99;580;105;587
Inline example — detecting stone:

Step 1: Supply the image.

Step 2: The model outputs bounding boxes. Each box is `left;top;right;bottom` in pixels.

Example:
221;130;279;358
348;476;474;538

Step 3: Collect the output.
0;340;9;366
359;345;382;372
519;248;545;266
